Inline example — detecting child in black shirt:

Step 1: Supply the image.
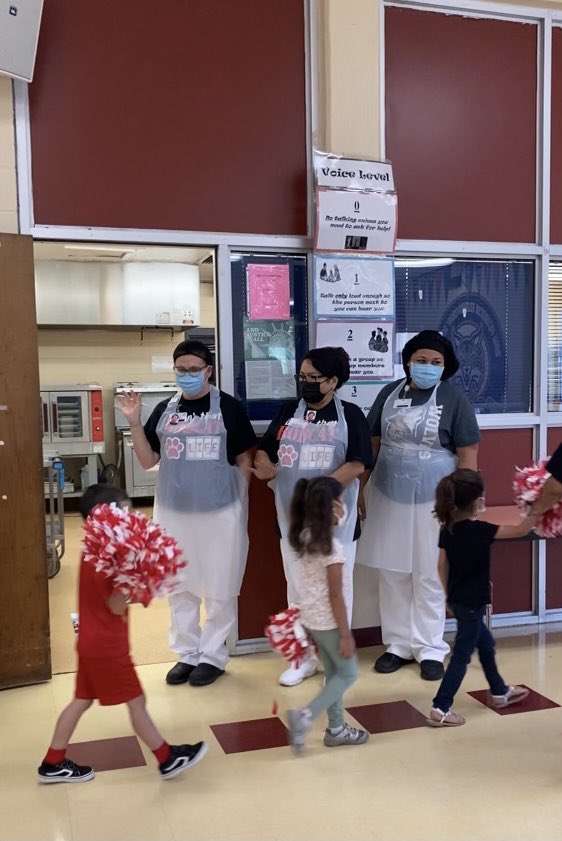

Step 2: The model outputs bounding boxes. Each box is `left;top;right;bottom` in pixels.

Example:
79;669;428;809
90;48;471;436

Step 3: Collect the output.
426;469;536;727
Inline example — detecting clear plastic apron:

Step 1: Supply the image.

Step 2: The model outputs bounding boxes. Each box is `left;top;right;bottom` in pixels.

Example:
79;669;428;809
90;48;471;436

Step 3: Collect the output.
272;395;359;545
357;379;456;574
153;385;249;599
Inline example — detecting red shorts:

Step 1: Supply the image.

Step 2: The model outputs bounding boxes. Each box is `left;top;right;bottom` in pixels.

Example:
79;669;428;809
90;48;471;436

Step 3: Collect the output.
75;655;143;706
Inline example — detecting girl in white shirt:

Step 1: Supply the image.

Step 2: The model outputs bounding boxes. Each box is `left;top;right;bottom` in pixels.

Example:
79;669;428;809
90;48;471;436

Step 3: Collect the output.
286;477;369;753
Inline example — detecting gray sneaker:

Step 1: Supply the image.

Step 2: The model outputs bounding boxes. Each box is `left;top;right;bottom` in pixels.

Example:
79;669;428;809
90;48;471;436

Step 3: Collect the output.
323;723;369;747
287;708;312;755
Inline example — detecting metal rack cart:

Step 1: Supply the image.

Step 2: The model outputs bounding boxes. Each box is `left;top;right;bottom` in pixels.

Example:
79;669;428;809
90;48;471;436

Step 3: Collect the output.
44;456;65;579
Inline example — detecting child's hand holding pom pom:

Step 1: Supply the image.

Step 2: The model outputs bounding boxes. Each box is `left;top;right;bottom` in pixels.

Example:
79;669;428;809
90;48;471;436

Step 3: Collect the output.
513;462;562;538
265;606;317;666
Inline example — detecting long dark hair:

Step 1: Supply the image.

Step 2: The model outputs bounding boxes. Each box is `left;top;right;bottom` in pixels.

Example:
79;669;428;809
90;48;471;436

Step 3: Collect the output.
303;347;350;388
434;469;484;532
288;476;342;556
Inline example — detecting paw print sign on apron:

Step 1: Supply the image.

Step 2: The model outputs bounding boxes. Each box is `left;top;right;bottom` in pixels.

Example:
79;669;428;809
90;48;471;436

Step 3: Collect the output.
358;379;456;575
273;396;359;546
152;386;249;600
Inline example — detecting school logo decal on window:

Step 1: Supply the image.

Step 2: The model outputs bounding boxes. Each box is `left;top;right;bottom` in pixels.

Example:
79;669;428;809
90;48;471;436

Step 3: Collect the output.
441;294;504;410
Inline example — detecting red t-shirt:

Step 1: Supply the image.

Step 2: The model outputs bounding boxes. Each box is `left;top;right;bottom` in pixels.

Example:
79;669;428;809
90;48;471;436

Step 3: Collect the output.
77;558;130;659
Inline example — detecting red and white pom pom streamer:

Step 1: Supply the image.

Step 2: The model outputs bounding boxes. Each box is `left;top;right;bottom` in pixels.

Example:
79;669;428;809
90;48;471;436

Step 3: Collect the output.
82;503;186;607
513;461;562;538
265;606;317;665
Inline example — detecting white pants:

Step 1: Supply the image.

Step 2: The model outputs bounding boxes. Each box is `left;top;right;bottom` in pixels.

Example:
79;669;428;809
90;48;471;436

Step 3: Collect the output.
378;568;450;663
168;590;237;670
280;537;356;625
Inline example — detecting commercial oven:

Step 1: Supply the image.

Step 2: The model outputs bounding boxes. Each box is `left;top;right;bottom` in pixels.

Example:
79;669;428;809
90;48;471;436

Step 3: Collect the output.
41;385;105;456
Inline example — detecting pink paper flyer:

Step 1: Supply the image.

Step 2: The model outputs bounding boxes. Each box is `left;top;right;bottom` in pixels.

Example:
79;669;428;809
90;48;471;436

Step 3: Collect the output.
247;264;291;320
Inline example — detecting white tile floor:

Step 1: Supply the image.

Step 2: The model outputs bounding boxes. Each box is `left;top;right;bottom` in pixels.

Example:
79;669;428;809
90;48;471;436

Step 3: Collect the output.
6;512;562;840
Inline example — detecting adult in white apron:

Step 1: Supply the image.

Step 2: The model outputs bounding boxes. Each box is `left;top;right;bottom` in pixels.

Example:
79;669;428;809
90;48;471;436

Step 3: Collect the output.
357;331;480;681
253;346;373;686
116;340;255;687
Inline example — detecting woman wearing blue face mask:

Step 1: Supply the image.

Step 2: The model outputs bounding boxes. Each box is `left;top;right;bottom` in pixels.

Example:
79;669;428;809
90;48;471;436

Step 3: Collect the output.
116;340;256;688
356;330;480;681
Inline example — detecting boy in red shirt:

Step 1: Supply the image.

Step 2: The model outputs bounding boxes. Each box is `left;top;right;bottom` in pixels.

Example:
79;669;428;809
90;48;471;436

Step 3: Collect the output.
38;485;207;783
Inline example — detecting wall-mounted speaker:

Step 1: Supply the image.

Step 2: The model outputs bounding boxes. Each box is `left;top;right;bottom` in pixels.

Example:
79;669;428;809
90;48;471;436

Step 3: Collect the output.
0;1;44;83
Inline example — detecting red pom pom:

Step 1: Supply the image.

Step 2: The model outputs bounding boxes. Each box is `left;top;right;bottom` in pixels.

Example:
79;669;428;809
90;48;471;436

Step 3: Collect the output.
82;504;186;606
513;462;562;538
264;607;317;665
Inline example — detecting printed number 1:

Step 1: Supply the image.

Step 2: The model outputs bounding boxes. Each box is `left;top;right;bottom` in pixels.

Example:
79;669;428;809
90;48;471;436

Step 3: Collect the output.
347;329;353;341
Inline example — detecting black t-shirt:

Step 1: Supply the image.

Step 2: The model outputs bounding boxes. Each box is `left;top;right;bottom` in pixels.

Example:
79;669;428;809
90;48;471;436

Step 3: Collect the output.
144;390;256;466
439;519;499;608
257;398;374;470
547;444;562;484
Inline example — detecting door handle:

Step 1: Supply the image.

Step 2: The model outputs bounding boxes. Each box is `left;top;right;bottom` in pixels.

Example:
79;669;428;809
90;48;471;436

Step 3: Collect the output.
42;402;48;436
51;403;58;434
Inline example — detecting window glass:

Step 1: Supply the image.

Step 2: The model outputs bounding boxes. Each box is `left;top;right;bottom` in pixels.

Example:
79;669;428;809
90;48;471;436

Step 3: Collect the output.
394;258;534;414
231;254;308;421
548;262;562;410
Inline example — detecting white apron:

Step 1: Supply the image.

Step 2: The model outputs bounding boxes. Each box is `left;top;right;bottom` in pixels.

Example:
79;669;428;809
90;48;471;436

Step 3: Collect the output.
272;395;359;546
153;385;249;600
357;379;456;574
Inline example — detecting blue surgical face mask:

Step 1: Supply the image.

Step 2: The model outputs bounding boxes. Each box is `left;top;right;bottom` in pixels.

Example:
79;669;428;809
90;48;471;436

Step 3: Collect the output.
176;371;206;396
409;362;443;390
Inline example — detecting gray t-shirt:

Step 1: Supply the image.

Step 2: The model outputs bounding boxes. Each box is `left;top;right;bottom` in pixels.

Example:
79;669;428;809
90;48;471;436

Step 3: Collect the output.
367;379;480;453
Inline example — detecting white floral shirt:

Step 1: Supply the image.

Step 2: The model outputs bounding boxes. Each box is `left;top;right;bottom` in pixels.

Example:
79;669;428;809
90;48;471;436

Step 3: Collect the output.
298;539;345;631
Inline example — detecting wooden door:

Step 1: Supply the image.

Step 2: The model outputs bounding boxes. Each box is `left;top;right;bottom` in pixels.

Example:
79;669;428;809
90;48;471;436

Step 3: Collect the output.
0;233;51;687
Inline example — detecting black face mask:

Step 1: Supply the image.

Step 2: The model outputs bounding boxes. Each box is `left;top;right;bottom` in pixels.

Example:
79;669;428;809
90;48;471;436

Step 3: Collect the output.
299;381;325;404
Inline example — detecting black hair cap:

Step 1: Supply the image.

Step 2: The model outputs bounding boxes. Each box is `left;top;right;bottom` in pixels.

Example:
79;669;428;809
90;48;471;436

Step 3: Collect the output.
173;340;214;366
402;330;459;381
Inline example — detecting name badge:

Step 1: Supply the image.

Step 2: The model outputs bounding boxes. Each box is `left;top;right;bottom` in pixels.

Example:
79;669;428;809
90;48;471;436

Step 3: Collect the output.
393;399;412;409
167;412;188;426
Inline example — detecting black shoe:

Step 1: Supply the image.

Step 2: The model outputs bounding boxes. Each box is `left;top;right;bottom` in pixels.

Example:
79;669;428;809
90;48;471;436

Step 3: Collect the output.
374;652;414;674
159;742;208;779
189;663;225;686
166;662;196;685
420;659;445;681
38;758;95;784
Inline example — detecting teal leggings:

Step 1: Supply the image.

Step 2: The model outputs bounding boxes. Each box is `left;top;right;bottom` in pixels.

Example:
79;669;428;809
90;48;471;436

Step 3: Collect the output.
307;627;358;729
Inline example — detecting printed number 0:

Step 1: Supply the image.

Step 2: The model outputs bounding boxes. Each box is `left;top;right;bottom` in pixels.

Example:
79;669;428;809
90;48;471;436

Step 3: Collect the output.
347;329;353;341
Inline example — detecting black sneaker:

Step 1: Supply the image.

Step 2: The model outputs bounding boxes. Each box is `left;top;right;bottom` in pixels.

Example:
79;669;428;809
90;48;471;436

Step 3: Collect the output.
420;659;445;681
166;662;196;685
159;741;208;780
38;758;95;784
189;663;224;686
374;652;414;674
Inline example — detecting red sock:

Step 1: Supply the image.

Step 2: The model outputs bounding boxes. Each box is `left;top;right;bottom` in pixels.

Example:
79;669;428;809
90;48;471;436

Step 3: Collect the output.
43;747;66;765
153;742;171;764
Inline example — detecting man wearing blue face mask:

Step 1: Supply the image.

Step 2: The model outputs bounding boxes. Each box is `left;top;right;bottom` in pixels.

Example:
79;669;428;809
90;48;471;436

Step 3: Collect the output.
356;330;480;681
116;340;256;687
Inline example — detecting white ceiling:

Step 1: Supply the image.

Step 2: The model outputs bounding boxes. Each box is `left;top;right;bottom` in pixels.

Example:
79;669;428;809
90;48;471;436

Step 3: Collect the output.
33;242;215;282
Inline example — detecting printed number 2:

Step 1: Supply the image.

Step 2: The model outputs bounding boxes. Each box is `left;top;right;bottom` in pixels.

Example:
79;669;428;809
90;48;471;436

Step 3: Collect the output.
347;329;353;342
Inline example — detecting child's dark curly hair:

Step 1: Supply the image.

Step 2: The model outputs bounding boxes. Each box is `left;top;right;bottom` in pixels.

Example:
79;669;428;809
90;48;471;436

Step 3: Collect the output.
288;476;342;556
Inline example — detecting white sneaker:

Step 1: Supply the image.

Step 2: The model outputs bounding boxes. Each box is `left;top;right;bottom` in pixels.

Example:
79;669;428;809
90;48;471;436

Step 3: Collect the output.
279;657;319;687
287;708;312;754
